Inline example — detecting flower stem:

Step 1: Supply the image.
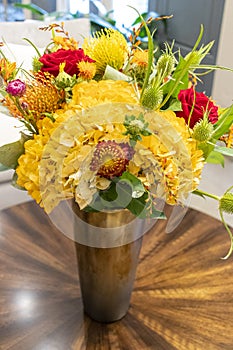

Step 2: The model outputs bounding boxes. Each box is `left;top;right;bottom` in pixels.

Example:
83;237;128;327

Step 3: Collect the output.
192;189;220;201
219;209;233;260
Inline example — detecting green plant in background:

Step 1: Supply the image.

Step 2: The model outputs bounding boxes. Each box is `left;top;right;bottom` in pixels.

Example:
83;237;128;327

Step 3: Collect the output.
13;2;168;49
13;2;116;28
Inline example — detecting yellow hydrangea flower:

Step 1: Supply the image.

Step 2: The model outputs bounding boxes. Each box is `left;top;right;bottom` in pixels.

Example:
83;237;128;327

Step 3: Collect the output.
16;81;203;213
70;80;139;110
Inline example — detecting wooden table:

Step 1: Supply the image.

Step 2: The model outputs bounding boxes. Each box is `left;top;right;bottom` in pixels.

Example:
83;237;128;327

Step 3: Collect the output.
0;201;233;350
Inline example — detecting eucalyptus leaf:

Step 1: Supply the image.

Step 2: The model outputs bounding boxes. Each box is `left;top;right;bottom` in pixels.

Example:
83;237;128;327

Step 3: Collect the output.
120;171;145;196
127;193;165;219
0;132;31;169
126;193;148;217
206;150;225;167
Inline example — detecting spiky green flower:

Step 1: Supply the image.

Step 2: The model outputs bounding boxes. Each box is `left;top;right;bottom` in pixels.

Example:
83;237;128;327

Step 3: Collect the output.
219;192;233;214
192;119;214;142
141;86;163;110
157;52;175;77
32;56;43;72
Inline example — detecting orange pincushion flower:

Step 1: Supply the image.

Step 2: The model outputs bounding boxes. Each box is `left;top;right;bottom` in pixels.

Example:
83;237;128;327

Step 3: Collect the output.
4;72;63;121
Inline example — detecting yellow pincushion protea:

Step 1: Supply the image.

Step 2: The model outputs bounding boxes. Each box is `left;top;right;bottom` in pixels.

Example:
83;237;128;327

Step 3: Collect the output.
82;29;129;75
4;72;63;122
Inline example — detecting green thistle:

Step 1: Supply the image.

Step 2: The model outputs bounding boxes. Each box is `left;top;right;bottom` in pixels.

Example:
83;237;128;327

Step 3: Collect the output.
141;86;163;110
32;56;43;72
219;192;233;214
185;41;214;67
156;47;175;78
192;119;214;142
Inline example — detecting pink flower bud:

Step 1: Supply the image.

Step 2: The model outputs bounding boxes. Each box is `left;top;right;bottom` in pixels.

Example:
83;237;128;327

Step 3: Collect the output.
6;79;26;97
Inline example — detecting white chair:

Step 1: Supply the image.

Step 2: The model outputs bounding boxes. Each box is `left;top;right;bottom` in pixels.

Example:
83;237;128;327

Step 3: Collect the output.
0;18;90;47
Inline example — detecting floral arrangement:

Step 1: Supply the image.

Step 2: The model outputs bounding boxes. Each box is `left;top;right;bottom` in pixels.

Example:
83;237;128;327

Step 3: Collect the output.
0;11;233;256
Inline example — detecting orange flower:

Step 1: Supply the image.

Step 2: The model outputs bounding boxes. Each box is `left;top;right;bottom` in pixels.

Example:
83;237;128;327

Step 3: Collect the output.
0;58;16;82
53;35;79;50
131;49;149;67
77;61;96;80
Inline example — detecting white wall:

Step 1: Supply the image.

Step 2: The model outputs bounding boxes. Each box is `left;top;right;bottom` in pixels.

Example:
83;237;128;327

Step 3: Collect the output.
212;0;233;107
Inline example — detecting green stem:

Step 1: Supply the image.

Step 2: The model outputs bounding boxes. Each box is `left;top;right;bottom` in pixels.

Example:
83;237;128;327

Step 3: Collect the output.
219;209;233;260
23;38;42;57
128;6;154;100
192;189;220;201
159;25;205;109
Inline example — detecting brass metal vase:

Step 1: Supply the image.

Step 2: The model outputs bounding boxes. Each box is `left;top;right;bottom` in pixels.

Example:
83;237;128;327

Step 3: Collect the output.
72;204;147;323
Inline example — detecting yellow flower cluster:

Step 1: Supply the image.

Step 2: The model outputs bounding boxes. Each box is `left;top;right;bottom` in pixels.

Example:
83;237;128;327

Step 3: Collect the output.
16;80;203;212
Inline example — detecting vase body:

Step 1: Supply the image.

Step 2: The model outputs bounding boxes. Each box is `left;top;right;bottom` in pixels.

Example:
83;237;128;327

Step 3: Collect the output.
72;206;145;323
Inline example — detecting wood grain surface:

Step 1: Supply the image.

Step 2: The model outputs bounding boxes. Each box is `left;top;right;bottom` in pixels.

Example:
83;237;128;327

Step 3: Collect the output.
0;201;233;350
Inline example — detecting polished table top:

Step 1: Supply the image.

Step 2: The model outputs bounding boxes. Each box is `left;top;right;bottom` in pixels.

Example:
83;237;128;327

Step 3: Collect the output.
0;201;233;350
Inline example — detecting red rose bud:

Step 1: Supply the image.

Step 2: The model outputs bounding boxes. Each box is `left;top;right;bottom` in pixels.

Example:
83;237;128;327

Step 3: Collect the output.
6;79;26;97
39;48;95;77
176;87;218;128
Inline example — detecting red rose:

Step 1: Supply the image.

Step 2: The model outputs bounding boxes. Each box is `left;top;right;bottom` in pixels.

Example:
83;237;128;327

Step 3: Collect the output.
176;87;218;128
39;48;95;77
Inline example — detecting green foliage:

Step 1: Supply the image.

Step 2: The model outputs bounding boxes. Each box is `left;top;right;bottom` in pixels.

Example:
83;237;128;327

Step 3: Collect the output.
212;105;233;140
123;113;151;144
198;141;215;160
84;171;165;219
0;132;31;169
206;150;225;167
213;144;233;158
162;56;189;101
